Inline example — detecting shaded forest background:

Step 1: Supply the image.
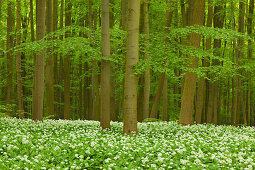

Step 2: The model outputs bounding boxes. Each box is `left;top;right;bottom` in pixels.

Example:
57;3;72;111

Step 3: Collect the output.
0;0;255;133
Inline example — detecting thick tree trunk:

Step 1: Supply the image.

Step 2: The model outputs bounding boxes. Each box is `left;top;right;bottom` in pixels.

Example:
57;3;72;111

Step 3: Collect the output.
123;0;140;135
32;0;46;121
100;0;111;129
179;0;205;125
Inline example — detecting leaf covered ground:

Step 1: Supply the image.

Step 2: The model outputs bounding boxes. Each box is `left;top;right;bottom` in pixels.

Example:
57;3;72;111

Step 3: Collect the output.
0;118;255;169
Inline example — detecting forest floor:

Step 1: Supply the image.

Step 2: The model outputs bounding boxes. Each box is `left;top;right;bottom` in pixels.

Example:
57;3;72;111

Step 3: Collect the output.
0;118;255;169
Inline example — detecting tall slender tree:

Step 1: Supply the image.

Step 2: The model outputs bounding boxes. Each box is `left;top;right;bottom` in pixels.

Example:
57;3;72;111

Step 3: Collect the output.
64;0;71;119
32;0;46;121
143;0;150;120
45;0;55;117
123;0;140;135
247;0;254;126
100;0;111;129
6;0;14;116
16;0;24;119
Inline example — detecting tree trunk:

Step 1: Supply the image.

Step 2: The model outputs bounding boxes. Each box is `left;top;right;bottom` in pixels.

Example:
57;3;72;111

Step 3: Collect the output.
64;0;71;120
143;0;150;120
78;57;83;119
46;0;55;117
84;63;89;119
195;0;213;124
180;0;187;27
100;0;111;129
137;77;144;122
120;0;128;30
150;73;165;118
16;0;24;119
230;1;237;125
30;0;35;42
109;0;114;28
247;0;254;126
32;0;46;121
123;0;140;135
212;4;225;125
110;75;117;121
235;1;246;125
179;0;205;125
53;0;58;118
6;0;14;116
162;76;168;121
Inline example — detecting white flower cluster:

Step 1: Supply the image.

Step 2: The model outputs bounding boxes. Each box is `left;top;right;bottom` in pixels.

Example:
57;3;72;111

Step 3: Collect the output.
0;118;255;169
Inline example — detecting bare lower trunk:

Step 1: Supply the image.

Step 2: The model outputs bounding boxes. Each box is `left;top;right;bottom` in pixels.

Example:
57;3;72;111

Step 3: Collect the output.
45;0;54;117
32;0;46;121
123;0;140;135
100;0;111;129
63;1;71;120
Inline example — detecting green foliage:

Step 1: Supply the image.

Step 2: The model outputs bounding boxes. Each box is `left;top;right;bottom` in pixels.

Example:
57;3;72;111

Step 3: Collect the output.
0;105;7;118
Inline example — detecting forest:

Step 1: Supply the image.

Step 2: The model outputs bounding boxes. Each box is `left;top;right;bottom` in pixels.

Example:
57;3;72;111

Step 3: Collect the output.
0;0;255;168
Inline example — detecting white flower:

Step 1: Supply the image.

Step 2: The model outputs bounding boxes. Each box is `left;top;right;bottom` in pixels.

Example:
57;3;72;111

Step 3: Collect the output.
105;158;111;163
151;164;157;168
194;158;201;164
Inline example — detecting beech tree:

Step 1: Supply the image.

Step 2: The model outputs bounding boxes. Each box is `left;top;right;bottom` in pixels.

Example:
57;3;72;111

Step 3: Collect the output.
16;0;24;119
32;0;46;121
179;0;205;125
64;0;71;120
100;0;111;129
6;0;14;116
123;0;140;135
